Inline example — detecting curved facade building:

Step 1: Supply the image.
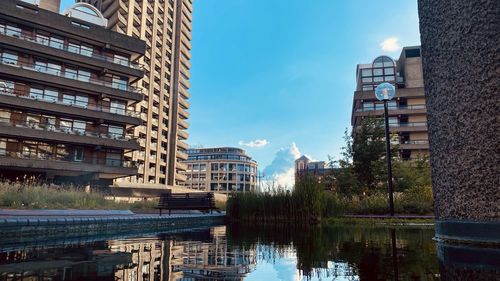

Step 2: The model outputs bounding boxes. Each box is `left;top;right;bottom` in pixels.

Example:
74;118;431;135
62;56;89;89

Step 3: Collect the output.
181;147;257;194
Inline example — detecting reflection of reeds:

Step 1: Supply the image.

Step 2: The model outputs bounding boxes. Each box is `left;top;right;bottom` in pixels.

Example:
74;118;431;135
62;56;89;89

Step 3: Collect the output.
227;176;433;222
0;179;158;209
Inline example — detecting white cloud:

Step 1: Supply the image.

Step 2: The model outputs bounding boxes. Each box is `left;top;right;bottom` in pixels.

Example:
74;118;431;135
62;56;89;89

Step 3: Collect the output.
238;139;269;148
380;37;401;52
260;143;301;191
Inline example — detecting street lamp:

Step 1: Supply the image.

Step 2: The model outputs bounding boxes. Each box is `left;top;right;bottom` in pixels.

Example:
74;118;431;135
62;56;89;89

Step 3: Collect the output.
375;82;396;216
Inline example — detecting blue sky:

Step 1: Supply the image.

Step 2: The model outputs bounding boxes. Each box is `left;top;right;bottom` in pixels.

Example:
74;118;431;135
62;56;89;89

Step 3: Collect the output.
61;0;421;186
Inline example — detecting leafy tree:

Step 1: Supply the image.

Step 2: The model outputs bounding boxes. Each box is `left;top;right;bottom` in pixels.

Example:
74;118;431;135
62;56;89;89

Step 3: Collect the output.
392;156;431;192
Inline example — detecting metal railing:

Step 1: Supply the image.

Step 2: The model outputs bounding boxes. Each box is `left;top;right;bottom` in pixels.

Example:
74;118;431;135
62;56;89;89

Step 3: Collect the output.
398;122;428;127
0;86;140;118
0;25;143;70
0;148;136;168
356;104;426;112
0;57;141;93
0;116;134;141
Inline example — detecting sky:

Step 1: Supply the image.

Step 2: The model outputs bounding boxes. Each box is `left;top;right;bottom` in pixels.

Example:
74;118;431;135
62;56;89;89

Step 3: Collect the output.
61;0;421;188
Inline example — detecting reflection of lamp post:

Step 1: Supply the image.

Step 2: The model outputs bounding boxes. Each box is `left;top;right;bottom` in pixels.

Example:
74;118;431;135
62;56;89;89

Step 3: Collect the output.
375;82;396;216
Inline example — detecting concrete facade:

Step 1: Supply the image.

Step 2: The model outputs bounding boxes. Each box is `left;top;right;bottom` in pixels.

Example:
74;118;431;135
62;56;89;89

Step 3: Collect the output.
351;46;429;160
82;0;193;188
0;0;145;185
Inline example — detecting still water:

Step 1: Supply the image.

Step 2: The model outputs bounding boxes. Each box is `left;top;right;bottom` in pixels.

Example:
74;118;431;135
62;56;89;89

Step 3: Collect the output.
0;223;491;280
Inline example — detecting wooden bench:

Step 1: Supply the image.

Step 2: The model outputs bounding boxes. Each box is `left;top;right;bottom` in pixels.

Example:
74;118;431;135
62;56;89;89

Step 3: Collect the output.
156;192;216;216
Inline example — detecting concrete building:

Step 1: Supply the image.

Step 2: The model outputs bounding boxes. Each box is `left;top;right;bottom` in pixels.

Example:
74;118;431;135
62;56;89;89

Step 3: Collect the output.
351;46;428;160
295;155;335;190
82;0;193;187
181;147;258;194
0;0;145;185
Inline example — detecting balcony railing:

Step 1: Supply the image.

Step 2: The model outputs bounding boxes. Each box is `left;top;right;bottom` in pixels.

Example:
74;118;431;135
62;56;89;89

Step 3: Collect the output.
398;122;427;127
356;104;426;112
0;57;141;93
0;148;136;168
0;25;143;70
0;86;140;118
0;117;135;141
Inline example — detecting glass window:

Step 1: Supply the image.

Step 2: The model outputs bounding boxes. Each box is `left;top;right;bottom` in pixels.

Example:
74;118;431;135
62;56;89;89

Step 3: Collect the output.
361;77;372;83
106;153;121;166
75;95;88;108
114;54;129;66
384;75;394;81
80;44;93;57
363;102;374;111
64;67;78;80
74;147;83;162
35;61;47;72
389;117;399;127
73;120;86;134
29;88;44;100
62;94;75;105
361;69;372;77
110;100;126;115
373;68;383;76
49;36;64;49
36;33;50;45
384;67;394;75
44;89;58;102
373;76;384;82
362;85;373;91
6;25;21;37
59;119;72;131
387;100;397;109
68;42;80;54
47;63;61;76
77;70;91;82
108;125;124;138
112;77;128;90
1;52;18;65
375;103;384;110
211;163;218;171
200;164;207;171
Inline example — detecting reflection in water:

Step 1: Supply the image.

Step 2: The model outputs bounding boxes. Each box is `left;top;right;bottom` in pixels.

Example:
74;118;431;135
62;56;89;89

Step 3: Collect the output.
1;223;496;280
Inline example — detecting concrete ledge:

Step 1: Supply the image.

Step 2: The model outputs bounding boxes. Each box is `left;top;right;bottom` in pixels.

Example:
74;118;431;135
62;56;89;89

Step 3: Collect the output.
435;220;500;245
0;209;134;216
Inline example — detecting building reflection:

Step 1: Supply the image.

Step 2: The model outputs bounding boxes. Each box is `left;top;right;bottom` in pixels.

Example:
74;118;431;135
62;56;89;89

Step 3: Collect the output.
109;226;256;281
0;226;255;281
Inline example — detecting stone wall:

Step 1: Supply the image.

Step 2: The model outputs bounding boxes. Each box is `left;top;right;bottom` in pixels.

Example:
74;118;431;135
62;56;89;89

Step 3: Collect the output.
418;0;500;221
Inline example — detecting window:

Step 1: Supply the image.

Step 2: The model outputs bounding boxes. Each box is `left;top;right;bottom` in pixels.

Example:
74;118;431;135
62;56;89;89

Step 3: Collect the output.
59;119;72;132
1;52;18;65
106;152;122;166
114;54;129;66
43;89;58;102
0;80;14;93
65;67;78;80
6;25;21;37
73;120;86;134
75;95;88;108
36;33;50;45
384;67;394;75
373;68;383;76
388;117;399;127
110;100;126;115
73;147;83;162
35;61;61;76
112;76;128;90
62;94;75;105
108;125;124;139
362;77;372;83
77;69;91;82
49;36;64;49
363;102;374;111
80;44;93;57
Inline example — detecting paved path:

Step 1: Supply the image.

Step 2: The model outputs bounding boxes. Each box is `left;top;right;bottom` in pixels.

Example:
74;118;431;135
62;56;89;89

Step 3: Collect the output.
344;214;434;219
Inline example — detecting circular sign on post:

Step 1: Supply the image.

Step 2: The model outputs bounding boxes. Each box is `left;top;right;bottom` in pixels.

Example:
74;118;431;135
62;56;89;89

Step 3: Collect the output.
375;82;396;101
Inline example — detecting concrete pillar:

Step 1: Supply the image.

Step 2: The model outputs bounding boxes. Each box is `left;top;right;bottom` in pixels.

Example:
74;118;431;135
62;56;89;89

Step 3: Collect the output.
418;0;499;278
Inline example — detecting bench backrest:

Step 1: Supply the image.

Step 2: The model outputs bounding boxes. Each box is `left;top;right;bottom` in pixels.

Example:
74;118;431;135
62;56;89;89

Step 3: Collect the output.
158;192;215;208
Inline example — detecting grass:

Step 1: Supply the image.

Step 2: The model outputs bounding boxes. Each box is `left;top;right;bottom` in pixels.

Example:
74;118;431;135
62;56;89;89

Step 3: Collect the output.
227;176;433;223
0;181;158;210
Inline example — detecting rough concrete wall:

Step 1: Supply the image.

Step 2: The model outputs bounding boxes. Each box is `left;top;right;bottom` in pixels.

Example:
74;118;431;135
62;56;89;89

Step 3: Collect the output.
418;0;500;220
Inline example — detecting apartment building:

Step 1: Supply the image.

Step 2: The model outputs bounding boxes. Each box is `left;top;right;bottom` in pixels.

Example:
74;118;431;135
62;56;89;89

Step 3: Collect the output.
295;155;335;190
0;0;145;185
181;147;258;194
351;46;429;160
82;0;193;187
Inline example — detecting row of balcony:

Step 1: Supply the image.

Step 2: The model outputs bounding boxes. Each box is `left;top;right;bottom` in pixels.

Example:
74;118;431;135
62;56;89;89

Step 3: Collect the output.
0;25;142;70
0;57;141;94
356;104;426;112
0;87;140;118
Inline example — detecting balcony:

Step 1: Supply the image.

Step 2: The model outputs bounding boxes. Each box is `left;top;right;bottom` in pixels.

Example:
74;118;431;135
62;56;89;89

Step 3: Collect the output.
0;149;137;178
0;57;142;101
0;117;139;150
400;140;429;150
355;104;426;114
0;87;141;125
176;150;188;160
390;122;428;132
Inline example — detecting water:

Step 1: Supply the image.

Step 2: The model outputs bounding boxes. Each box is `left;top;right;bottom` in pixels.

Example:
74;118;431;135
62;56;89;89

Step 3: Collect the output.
0;223;497;280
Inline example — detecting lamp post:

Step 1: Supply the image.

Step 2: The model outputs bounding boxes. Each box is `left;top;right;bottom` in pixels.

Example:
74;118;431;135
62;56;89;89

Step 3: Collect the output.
375;82;396;216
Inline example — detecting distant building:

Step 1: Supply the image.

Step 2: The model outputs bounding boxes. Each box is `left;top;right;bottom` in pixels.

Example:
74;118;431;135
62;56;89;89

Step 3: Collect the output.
181;147;258;194
351;46;429;160
0;0;145;186
295;155;335;190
